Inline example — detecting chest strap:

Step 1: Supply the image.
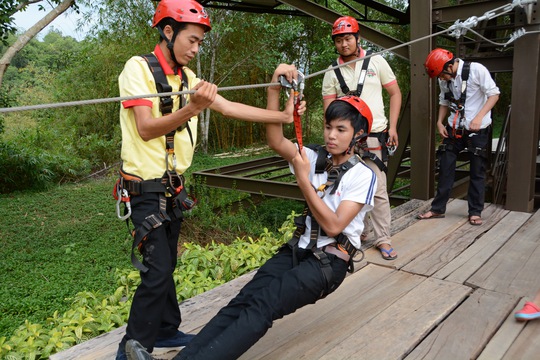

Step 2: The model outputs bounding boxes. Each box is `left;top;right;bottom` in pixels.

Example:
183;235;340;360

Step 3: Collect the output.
332;50;372;96
444;61;471;138
316;154;361;196
141;53;194;147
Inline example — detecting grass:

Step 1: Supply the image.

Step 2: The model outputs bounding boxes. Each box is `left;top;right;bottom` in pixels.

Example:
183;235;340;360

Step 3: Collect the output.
0;148;304;339
0;178;128;338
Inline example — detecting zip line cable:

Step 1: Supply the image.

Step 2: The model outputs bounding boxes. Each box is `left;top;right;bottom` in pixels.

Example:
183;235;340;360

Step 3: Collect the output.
0;0;536;115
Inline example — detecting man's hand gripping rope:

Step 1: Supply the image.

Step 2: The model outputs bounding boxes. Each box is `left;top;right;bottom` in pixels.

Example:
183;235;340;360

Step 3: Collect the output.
279;71;305;153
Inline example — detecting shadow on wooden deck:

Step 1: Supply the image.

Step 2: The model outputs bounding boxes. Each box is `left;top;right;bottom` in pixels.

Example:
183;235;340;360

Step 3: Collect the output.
51;199;540;360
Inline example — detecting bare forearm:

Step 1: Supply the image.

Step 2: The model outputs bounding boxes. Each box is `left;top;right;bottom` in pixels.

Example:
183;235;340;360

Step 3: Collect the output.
211;94;287;123
134;104;200;141
437;105;449;125
297;177;343;236
388;93;402;131
266;88;296;161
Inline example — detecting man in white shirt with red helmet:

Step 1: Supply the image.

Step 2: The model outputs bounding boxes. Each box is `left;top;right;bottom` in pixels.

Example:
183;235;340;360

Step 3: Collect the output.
417;48;499;225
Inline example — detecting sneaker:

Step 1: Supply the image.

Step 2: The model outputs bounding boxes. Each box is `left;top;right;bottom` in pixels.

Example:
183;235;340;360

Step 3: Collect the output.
515;301;540;321
154;330;195;348
116;343;127;360
126;339;154;360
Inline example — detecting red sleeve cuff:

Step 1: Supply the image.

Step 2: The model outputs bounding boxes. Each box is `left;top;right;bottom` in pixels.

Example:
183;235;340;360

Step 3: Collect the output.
383;79;398;88
122;99;153;109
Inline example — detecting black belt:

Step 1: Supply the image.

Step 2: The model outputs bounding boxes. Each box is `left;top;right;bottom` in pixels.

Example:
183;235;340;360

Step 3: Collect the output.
122;179;167;196
322;244;350;262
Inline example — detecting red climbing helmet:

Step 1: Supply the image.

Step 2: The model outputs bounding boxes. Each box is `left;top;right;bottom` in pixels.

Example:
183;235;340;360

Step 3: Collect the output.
424;48;454;78
335;95;373;135
152;0;212;32
332;16;360;36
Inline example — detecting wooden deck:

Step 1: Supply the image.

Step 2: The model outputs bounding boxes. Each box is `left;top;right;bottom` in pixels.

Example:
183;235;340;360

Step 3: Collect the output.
51;198;540;360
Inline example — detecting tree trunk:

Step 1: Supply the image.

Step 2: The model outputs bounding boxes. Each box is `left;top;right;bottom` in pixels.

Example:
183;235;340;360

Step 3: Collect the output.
199;29;221;154
0;0;75;87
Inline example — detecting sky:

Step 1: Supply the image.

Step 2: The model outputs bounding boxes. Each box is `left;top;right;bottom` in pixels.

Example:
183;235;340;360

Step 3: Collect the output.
11;2;89;41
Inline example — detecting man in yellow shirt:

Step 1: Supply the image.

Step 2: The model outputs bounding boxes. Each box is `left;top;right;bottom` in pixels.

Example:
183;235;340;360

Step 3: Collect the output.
115;0;295;358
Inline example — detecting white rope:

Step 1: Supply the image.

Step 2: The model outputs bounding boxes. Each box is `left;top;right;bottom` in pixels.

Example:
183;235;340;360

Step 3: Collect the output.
447;0;537;38
1;0;536;114
0;82;278;113
465;27;539;48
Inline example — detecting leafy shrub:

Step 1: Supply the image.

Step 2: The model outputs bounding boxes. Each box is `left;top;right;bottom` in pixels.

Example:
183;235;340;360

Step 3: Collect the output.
0;213;297;359
0;139;91;193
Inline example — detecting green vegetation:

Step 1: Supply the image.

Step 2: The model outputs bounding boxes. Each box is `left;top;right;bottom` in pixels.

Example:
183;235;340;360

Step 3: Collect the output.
0;162;304;358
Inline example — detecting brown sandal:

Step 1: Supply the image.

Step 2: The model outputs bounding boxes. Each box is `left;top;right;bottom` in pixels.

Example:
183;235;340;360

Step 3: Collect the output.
416;211;445;220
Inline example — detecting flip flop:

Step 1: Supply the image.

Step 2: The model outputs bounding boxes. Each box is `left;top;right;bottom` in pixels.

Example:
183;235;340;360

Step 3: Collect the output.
469;216;483;226
416;211;445;220
515;301;540;321
379;246;397;260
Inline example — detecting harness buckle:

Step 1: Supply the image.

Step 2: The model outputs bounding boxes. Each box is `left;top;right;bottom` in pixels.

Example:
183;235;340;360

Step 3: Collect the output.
144;214;163;229
165;170;184;196
312;249;331;266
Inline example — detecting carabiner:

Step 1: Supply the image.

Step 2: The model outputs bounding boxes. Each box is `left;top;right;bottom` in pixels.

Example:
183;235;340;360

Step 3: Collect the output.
278;71;305;100
116;188;132;221
386;142;397;156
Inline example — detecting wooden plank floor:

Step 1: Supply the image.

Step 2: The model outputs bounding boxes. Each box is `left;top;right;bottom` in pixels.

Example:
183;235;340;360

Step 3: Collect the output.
51;199;540;360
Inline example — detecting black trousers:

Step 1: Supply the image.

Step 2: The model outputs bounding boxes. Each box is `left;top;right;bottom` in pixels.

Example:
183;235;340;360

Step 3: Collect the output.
121;192;182;352
431;126;490;216
175;246;348;360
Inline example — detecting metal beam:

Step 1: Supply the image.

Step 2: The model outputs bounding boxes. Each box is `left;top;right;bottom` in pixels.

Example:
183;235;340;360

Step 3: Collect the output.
348;0;408;24
387;92;411;191
432;0;508;24
409;0;434;200
506;3;540;212
193;172;304;201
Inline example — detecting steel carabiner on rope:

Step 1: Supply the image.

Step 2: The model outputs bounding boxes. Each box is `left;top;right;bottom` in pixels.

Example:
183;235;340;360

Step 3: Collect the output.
279;71;305;152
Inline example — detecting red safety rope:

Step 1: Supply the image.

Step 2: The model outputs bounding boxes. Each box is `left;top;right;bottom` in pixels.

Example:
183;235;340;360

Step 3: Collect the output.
451;108;462;139
293;96;303;152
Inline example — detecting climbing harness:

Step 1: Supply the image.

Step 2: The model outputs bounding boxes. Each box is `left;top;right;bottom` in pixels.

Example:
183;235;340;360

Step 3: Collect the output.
287;145;365;296
444;61;471;139
279;71;305;152
332;50;372;96
113;53;197;273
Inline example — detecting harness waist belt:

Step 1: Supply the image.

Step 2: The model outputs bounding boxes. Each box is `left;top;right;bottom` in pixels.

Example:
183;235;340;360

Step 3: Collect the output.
322;244;350;263
122;178;168;196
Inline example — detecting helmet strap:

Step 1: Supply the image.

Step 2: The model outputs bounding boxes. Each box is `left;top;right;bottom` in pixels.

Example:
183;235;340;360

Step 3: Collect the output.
346;133;367;155
158;27;182;67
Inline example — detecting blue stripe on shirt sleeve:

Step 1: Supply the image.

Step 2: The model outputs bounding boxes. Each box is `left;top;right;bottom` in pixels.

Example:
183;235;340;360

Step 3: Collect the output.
366;170;377;204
